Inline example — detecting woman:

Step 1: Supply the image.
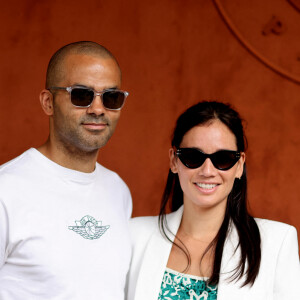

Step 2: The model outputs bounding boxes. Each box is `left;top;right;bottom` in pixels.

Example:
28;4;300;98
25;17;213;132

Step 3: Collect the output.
127;101;300;300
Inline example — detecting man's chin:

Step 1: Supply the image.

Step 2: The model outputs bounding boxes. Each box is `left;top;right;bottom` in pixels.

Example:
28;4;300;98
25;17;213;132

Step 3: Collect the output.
80;138;110;152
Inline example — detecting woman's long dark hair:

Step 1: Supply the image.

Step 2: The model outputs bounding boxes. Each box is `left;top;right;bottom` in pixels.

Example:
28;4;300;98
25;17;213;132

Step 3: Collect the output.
159;101;261;286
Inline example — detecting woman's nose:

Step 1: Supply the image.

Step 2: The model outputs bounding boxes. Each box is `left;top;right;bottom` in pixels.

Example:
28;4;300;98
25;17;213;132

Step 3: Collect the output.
199;158;218;176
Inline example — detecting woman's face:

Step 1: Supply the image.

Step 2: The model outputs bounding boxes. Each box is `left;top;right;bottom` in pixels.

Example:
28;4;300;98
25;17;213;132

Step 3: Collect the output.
169;119;245;212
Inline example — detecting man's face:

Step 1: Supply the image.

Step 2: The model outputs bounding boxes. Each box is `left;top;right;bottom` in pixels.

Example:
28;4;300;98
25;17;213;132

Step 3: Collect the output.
50;54;122;153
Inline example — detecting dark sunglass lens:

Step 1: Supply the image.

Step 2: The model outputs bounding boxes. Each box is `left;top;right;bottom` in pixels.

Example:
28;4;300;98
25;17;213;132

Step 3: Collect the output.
102;91;125;110
213;151;238;170
178;149;205;169
71;88;94;107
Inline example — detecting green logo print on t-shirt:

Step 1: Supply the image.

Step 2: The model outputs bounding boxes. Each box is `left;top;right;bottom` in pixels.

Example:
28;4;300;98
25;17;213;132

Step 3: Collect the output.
68;215;110;240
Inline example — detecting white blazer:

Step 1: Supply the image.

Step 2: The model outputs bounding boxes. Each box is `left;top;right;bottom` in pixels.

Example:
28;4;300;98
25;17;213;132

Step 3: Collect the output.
127;206;300;300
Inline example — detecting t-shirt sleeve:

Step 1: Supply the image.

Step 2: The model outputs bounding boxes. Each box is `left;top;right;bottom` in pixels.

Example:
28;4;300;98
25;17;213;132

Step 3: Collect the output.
125;188;132;219
0;199;8;269
273;226;300;299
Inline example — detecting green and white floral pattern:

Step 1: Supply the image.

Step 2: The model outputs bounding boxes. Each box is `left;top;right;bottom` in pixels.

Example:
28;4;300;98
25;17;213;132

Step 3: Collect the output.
159;268;217;300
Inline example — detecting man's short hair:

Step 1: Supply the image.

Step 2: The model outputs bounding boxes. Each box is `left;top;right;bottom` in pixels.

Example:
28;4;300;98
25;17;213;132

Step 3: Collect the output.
46;41;120;88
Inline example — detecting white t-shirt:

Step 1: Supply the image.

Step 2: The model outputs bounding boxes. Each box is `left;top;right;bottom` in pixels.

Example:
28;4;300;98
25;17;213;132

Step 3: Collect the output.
0;148;132;300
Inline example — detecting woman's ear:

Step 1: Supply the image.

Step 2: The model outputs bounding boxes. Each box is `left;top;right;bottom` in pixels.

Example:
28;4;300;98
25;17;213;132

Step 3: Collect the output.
169;148;178;173
39;89;54;116
236;152;246;179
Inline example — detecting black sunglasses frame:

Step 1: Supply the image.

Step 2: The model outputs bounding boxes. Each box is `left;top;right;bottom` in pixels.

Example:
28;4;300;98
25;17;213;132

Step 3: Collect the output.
175;148;241;171
48;86;129;110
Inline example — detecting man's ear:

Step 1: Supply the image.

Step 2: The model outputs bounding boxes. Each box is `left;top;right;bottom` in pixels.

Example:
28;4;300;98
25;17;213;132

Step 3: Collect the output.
39;89;54;116
169;148;178;173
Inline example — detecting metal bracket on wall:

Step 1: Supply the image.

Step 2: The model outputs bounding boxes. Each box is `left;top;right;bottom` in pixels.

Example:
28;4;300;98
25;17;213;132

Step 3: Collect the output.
262;16;286;35
213;0;300;85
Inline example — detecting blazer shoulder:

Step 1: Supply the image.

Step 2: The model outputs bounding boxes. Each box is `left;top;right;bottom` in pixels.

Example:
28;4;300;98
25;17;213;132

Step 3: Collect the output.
255;218;296;234
130;215;159;227
255;218;298;248
129;215;159;243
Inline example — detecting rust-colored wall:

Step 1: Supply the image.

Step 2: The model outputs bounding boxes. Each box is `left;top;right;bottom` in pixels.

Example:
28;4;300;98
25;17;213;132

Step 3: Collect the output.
0;0;299;241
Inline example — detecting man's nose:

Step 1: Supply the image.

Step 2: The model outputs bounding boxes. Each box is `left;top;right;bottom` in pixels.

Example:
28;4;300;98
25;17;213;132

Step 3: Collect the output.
86;95;105;115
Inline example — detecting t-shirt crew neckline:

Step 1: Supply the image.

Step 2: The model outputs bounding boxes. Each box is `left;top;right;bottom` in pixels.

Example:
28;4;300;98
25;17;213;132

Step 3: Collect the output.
28;148;98;183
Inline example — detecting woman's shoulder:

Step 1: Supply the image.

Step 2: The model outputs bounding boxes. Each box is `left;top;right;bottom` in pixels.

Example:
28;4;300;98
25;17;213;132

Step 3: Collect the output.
130;215;159;230
255;217;296;232
128;208;183;247
129;215;160;242
255;218;298;245
128;215;164;255
129;208;183;236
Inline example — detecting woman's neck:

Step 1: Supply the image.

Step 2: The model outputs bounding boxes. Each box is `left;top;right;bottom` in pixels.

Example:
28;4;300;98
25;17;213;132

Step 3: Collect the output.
179;200;227;241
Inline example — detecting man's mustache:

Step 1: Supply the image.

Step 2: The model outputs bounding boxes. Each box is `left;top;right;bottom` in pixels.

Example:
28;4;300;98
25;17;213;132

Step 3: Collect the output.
80;116;110;125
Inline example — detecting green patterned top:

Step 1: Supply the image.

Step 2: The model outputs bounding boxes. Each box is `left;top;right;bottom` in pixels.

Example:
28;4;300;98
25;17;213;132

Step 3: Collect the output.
158;268;218;300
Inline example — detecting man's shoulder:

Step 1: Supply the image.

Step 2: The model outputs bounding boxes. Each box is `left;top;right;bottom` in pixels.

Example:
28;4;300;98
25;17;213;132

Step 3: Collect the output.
0;149;34;176
96;162;129;187
95;162;118;177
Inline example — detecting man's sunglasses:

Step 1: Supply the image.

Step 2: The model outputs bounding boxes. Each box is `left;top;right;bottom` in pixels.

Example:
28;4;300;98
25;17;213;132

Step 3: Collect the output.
48;86;129;110
175;148;241;171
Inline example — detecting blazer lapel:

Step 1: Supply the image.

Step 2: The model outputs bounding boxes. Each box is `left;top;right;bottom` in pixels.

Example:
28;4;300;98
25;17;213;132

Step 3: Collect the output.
134;208;249;300
218;224;249;299
134;207;183;300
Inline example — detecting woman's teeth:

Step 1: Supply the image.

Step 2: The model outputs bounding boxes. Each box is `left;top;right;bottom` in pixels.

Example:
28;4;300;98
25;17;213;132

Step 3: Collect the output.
196;183;217;189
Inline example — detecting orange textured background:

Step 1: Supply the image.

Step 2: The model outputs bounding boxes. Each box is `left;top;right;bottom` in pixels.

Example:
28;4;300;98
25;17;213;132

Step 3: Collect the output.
0;0;299;244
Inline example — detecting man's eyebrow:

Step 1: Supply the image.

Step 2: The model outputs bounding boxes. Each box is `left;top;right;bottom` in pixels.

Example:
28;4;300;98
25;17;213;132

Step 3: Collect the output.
105;86;118;90
71;84;119;90
71;83;92;89
71;83;90;88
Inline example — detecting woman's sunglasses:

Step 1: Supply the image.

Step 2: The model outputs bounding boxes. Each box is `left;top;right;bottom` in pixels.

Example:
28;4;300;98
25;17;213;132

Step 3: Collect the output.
48;86;129;110
175;148;241;171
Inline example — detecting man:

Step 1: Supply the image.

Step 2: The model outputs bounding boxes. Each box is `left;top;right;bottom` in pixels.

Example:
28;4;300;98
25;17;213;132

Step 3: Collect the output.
0;41;132;299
